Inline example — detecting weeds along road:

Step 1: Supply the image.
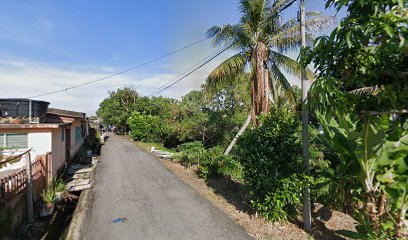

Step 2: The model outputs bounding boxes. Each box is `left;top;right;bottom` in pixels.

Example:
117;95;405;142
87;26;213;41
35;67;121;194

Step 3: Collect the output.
81;133;251;240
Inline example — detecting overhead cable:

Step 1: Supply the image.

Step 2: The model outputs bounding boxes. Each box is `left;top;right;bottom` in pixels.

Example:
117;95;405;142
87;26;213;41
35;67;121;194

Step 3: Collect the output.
26;37;209;98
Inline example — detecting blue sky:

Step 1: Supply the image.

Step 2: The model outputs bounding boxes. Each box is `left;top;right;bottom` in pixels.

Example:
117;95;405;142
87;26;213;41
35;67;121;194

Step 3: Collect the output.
0;0;345;115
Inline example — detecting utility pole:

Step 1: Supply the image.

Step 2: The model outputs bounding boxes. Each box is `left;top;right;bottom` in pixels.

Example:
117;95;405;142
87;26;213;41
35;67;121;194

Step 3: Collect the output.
300;0;311;230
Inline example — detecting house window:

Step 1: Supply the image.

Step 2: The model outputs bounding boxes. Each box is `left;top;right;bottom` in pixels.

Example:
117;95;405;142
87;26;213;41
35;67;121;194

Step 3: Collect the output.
0;133;28;148
74;126;82;143
61;128;65;142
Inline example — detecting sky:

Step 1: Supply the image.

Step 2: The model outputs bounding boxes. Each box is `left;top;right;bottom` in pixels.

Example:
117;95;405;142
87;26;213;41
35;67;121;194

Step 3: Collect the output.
0;0;346;115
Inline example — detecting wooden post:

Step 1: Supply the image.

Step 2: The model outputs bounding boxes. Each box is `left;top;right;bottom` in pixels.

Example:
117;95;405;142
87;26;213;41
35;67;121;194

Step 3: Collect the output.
26;151;34;223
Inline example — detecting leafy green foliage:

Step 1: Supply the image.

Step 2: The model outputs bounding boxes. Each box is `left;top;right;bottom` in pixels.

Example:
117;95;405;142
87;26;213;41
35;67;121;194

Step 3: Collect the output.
114;76;249;149
302;0;408;114
96;88;140;132
301;0;408;237
197;145;224;179
41;187;56;205
52;176;66;193
217;155;243;181
206;0;330;122
128;111;160;142
235;106;306;221
174;142;243;181
175;141;206;168
318;111;408;238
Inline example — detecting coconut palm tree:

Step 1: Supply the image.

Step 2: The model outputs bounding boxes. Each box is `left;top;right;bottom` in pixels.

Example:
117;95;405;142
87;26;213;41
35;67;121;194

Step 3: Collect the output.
206;0;332;125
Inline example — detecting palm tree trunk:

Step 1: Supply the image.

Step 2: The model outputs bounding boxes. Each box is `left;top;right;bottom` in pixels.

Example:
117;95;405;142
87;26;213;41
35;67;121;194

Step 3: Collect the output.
224;111;252;155
251;42;270;125
251;77;257;124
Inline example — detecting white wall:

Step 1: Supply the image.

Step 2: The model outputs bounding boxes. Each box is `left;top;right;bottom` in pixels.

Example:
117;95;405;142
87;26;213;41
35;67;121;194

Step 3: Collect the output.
28;132;52;160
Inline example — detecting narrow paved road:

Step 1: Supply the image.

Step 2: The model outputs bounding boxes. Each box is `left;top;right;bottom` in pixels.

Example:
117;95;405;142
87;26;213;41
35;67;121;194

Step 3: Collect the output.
81;134;251;240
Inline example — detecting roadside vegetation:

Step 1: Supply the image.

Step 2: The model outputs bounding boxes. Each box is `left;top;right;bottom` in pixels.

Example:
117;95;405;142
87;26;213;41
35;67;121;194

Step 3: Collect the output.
97;0;407;239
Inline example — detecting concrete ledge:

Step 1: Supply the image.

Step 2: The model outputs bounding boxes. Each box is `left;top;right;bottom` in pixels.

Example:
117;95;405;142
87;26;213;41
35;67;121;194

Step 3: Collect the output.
60;188;92;240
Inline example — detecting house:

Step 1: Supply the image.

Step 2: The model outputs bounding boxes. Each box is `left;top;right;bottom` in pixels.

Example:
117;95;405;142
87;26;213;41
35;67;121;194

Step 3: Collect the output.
46;108;89;160
0;99;88;178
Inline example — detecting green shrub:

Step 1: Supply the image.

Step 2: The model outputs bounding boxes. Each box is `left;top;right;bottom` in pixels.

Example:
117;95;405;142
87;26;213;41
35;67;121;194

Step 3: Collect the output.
175;142;244;181
175;141;206;168
198;145;223;179
217;155;243;181
235;106;306;221
128;111;159;142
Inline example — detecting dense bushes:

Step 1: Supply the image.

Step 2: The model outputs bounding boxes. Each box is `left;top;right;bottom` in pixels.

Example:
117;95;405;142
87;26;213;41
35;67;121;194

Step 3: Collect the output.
235;106;306;221
117;74;251;149
300;0;408;237
128;111;159;142
174;142;243;181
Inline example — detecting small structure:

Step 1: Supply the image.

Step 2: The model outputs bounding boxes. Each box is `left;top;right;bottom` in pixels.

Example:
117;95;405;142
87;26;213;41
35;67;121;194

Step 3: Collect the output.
0;98;89;179
0;99;90;237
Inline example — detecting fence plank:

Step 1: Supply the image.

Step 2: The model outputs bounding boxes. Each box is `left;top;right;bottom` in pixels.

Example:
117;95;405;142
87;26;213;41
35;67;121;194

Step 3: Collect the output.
0;154;47;202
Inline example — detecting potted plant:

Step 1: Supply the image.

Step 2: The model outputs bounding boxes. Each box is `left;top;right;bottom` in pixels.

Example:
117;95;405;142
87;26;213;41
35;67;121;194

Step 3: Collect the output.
40;187;56;217
9;118;21;124
52;177;66;203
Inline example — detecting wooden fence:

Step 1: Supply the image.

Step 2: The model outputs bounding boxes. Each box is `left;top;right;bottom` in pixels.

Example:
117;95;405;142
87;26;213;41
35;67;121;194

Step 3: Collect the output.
0;153;49;203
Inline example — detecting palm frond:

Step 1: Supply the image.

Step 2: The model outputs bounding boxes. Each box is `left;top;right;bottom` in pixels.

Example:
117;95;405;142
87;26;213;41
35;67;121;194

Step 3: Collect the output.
206;53;247;95
306;11;322;18
270;61;292;92
305;15;335;33
206;24;252;51
350;86;383;96
275;12;321;34
269;0;293;18
206;24;239;47
270;51;314;79
269;13;334;51
270;63;296;106
240;0;272;34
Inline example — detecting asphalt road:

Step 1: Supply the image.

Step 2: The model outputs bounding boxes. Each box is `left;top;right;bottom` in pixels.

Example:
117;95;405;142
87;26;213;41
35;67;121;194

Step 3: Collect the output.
81;133;252;240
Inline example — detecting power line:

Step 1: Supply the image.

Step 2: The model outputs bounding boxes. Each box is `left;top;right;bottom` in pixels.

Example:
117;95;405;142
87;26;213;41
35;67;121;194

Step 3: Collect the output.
147;44;232;97
27;1;297;99
145;47;224;97
260;0;297;26
26;37;209;99
147;1;297;97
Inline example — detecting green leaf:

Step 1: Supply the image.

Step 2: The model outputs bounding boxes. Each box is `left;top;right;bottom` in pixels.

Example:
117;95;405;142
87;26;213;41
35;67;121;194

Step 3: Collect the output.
384;25;394;38
346;31;352;48
376;170;395;183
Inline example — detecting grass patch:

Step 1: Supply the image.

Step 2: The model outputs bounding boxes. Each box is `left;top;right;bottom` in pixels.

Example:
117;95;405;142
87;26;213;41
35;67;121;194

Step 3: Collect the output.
133;141;176;154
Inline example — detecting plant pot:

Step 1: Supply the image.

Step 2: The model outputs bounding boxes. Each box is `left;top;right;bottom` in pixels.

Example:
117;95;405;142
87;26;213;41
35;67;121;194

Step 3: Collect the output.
40;203;54;218
9;119;21;124
55;192;63;203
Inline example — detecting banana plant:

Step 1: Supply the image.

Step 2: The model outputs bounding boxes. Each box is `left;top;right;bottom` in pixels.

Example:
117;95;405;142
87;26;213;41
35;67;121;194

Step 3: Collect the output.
316;110;408;237
377;123;408;237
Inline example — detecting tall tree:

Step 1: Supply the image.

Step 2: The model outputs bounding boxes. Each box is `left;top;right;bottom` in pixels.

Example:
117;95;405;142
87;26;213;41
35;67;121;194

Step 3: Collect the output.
96;87;139;132
205;0;330;124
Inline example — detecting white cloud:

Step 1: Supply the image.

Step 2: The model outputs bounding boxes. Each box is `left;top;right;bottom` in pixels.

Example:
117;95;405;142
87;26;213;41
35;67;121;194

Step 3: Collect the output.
0;57;216;115
0;49;311;117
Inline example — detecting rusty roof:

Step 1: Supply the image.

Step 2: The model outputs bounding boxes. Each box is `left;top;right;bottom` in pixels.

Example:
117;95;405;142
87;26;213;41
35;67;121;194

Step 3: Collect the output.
47;108;86;118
